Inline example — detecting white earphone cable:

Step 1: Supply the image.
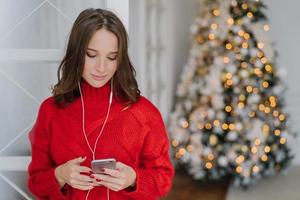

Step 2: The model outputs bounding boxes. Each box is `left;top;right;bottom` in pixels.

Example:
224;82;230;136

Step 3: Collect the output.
78;79;113;200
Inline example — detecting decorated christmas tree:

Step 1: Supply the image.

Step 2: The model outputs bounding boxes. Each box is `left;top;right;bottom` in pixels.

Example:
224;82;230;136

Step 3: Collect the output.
169;0;294;187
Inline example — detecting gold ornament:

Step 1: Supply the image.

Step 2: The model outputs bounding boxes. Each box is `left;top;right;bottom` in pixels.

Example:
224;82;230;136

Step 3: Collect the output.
208;153;214;160
225;105;232;112
229;123;236;130
257;42;264;49
247;12;253;18
182;121;189;128
236;155;245;164
213;120;220;126
264;146;271;153
265;64;273;72
242;3;248;10
279;114;286;121
223;56;230;63
252;166;260;173
212;9;220;16
254;138;261;146
172;139;179;147
261;154;268;162
210;23;218;30
222;123;229;130
205;123;212;130
208;33;215;40
262;81;269;88
251;146;258;154
227;18;234;25
206;162;213;169
236;166;243;173
196;35;205;44
209;135;218;146
226;43;233;50
280;138;286;144
263;24;270;31
274;129;281;136
187;145;194;152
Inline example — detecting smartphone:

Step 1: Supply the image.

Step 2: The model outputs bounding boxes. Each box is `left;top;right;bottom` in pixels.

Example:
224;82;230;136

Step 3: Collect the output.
91;158;116;174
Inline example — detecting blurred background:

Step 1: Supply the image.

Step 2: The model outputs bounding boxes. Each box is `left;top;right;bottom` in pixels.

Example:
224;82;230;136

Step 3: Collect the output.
0;0;299;199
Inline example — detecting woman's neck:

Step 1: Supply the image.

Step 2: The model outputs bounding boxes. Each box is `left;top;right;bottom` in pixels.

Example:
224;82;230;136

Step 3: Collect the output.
80;78;111;102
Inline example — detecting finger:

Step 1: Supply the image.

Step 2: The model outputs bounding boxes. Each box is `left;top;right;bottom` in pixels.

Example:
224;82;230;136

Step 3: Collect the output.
116;162;126;170
100;181;121;192
70;179;99;187
69;156;87;164
74;174;95;183
102;168;125;178
72;184;94;191
75;165;92;173
92;174;123;186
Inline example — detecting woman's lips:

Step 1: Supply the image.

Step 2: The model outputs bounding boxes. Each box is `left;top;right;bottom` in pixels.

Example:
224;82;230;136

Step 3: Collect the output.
91;74;106;81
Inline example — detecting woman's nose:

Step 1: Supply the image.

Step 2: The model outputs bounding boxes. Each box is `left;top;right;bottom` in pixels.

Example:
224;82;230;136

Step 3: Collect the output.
95;58;106;72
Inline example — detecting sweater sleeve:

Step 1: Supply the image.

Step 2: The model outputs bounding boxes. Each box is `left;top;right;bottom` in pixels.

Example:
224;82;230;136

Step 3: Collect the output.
121;112;175;200
27;99;67;200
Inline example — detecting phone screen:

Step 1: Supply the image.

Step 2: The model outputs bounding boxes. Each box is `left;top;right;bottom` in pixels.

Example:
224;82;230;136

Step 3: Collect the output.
91;158;116;174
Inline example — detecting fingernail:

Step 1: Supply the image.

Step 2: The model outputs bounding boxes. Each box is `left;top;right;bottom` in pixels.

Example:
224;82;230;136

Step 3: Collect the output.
96;179;102;182
90;175;95;178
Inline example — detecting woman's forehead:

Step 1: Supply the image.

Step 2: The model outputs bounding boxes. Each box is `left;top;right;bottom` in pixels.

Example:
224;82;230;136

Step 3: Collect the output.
87;29;118;53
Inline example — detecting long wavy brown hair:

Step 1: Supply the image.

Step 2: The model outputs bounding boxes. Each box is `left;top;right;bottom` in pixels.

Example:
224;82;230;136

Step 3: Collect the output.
52;8;140;108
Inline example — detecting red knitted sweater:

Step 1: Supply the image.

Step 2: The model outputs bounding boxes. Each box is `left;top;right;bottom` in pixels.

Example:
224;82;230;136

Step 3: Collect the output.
28;79;174;200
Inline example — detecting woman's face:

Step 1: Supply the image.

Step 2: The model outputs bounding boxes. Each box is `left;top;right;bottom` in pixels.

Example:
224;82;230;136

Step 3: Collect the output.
82;28;118;88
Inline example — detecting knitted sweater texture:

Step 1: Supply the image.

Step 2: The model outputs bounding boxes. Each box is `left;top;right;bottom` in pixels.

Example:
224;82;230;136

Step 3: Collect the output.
28;80;174;200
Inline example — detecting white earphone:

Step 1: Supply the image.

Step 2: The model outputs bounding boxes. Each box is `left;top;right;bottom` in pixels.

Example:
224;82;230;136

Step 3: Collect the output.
77;78;113;200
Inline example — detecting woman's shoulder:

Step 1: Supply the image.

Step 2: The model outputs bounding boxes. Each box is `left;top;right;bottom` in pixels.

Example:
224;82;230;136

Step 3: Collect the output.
125;96;163;125
40;96;56;108
37;96;58;117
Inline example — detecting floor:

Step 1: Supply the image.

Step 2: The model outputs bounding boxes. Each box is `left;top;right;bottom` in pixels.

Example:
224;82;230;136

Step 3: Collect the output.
162;168;229;200
162;166;300;200
226;166;300;200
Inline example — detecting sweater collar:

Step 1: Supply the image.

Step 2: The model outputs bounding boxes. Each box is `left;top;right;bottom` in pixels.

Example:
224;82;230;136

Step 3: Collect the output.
80;78;111;102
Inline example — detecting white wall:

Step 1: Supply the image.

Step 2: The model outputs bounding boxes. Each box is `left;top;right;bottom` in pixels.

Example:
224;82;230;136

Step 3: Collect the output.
167;0;300;165
163;0;199;119
264;0;300;165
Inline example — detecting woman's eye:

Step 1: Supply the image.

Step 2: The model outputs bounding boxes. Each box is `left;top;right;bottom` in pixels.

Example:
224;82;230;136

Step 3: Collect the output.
107;56;117;61
86;53;96;58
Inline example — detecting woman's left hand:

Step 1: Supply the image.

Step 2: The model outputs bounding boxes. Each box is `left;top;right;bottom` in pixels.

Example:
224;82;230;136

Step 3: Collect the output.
91;161;136;192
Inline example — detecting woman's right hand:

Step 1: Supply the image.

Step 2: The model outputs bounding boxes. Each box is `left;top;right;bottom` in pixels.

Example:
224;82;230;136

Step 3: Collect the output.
54;156;99;190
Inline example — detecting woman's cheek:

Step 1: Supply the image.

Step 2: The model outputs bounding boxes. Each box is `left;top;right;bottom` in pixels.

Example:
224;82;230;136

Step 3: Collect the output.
110;62;118;72
85;59;97;69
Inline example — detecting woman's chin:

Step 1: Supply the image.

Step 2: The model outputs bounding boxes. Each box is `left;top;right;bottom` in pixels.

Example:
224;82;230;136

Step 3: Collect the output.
88;79;108;88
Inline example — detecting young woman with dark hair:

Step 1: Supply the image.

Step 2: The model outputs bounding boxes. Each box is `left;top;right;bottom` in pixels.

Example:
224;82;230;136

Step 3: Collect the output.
28;8;174;200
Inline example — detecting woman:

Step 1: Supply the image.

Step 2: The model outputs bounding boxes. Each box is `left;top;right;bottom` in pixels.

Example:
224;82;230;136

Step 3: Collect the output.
28;8;174;200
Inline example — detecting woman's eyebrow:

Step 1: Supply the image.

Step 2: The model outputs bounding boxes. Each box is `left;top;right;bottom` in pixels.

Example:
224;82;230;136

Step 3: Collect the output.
87;48;118;54
109;51;118;54
87;47;97;52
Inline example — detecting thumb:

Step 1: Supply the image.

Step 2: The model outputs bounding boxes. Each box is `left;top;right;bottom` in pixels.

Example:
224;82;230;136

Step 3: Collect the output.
70;156;86;164
116;161;127;170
